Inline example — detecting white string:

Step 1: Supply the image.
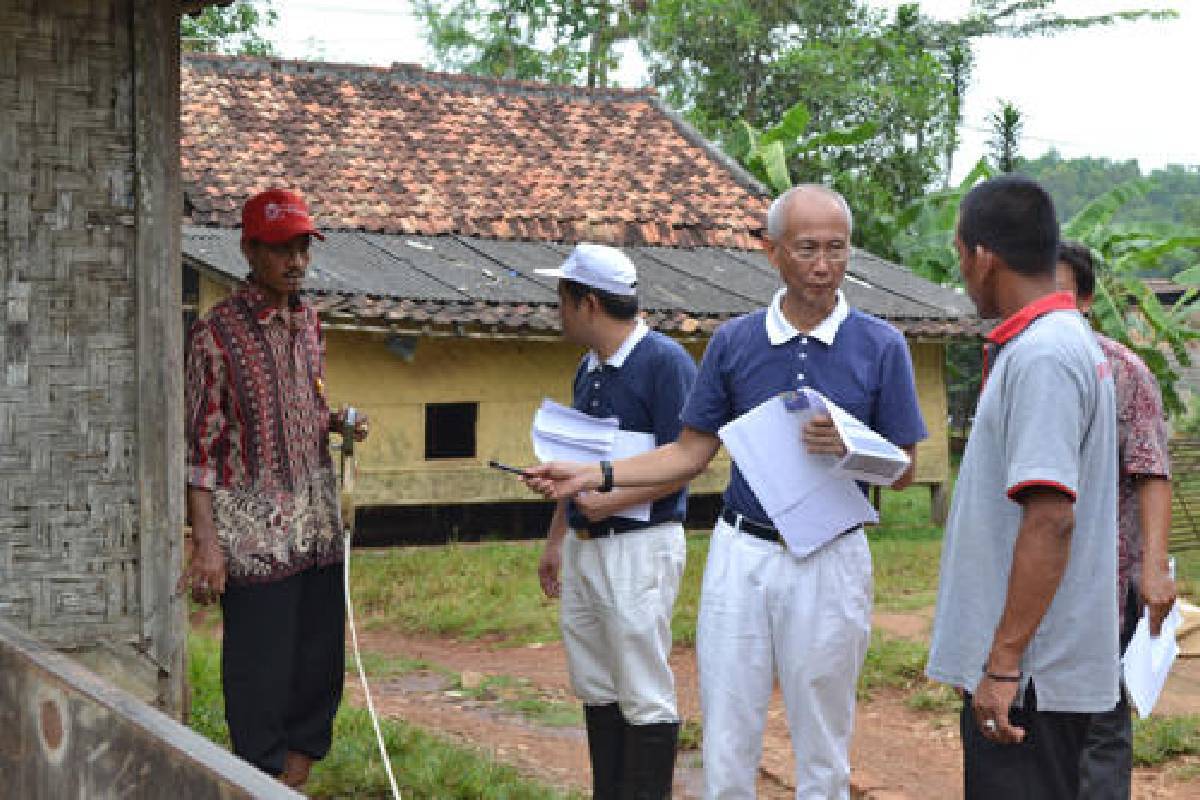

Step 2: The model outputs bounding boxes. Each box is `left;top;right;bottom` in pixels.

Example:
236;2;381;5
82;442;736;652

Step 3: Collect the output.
341;447;402;799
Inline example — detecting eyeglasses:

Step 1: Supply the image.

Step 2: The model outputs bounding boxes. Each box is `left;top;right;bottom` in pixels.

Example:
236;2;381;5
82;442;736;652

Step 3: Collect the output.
780;240;850;265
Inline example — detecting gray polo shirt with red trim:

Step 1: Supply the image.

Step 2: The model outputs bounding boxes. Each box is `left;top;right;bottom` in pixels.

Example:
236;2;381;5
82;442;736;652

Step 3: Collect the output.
927;293;1119;713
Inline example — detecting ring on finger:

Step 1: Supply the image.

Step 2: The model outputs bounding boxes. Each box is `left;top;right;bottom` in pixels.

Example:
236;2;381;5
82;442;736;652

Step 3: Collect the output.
983;718;997;733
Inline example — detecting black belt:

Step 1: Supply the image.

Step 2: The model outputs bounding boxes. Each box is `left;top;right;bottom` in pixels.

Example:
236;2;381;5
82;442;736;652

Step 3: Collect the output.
720;507;863;547
720;507;784;545
578;518;677;540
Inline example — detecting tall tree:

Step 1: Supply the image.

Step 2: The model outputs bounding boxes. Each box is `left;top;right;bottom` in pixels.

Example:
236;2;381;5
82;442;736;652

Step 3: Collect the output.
929;1;1176;179
180;0;278;57
642;2;955;254
988;100;1023;173
639;1;1171;251
417;0;645;87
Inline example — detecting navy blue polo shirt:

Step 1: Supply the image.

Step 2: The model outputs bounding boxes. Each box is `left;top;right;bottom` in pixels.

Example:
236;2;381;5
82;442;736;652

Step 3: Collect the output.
567;321;698;530
681;290;927;525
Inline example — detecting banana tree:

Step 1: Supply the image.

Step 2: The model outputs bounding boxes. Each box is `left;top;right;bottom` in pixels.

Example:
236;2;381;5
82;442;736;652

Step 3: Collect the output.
1064;180;1200;416
890;156;996;285
725;101;878;195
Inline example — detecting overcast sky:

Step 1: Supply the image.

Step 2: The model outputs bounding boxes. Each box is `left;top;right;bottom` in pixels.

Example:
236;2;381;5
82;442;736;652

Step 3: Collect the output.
267;1;1198;180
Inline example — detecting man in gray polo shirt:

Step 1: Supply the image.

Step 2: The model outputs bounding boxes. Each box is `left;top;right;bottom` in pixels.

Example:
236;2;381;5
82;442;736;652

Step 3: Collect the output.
926;176;1118;799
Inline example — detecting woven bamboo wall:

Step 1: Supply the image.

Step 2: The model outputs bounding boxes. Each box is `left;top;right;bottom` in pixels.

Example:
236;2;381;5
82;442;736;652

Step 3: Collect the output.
0;0;186;711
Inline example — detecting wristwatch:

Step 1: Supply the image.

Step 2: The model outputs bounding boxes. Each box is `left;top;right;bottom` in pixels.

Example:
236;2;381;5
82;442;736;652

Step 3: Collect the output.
599;460;614;493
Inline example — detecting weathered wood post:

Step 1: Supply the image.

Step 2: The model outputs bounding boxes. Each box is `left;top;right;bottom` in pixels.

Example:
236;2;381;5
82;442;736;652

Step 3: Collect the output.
0;0;193;717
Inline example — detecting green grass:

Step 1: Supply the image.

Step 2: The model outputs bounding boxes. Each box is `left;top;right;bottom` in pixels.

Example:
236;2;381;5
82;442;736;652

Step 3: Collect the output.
451;674;583;728
1175;548;1200;600
869;537;943;611
678;718;703;751
905;683;961;717
349;542;560;644
346;481;951;646
187;633;579;799
670;534;708;646
352;649;440;679
187;630;231;749
868;482;945;612
1133;715;1200;766
858;631;930;699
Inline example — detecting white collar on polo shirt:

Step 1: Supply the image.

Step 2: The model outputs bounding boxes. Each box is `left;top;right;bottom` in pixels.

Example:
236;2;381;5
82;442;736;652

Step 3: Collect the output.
586;318;649;372
765;288;849;346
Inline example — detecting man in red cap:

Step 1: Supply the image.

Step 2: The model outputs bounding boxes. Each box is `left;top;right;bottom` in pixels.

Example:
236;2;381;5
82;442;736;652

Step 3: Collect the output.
182;189;368;788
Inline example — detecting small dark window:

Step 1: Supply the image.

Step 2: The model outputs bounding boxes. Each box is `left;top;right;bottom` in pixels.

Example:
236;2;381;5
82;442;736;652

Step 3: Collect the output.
425;402;478;459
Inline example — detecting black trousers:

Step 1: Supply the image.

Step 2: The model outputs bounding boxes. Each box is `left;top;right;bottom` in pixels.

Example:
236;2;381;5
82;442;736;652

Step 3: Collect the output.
220;562;346;776
1077;585;1142;799
961;681;1092;800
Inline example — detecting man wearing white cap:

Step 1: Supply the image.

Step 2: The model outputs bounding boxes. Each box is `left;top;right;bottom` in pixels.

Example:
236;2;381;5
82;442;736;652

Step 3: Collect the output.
533;243;698;799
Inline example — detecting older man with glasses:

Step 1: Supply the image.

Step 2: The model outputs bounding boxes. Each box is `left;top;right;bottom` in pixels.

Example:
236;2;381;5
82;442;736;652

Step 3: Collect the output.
524;184;926;798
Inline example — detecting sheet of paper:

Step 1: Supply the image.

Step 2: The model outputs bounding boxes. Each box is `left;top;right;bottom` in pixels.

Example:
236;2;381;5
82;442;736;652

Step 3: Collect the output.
606;430;657;522
1124;559;1182;718
718;394;878;557
1123;605;1182;718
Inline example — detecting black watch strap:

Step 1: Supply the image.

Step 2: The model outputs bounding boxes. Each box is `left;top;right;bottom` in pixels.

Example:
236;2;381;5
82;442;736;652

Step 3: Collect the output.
599;460;614;493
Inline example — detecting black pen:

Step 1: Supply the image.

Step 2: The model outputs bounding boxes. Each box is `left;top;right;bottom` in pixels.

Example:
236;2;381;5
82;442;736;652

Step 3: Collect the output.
488;459;529;477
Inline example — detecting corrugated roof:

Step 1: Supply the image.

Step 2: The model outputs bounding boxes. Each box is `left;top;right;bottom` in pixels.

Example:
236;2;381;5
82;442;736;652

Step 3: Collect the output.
184;227;981;339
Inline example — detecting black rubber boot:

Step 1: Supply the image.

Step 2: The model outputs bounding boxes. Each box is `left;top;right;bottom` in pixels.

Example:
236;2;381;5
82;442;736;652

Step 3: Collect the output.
584;703;627;800
620;721;679;800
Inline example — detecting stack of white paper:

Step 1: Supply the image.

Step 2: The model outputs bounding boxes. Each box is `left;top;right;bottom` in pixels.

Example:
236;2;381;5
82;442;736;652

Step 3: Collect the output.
718;392;880;557
790;389;911;485
531;399;619;462
530;399;657;522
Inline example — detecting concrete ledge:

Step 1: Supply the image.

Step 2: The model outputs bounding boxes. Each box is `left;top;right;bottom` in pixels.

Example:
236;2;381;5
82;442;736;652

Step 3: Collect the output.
0;619;300;799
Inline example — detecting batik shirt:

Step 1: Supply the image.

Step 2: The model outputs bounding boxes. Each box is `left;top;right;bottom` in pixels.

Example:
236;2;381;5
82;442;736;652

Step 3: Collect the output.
1097;334;1172;624
185;284;342;585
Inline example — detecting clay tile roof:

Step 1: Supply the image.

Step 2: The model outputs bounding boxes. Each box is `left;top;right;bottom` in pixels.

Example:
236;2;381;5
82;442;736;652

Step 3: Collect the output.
181;54;770;249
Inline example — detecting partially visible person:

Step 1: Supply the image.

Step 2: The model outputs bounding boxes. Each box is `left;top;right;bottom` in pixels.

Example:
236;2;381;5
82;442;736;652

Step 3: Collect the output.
524;185;927;799
182;189;368;789
1056;240;1175;800
533;243;697;799
926;176;1119;799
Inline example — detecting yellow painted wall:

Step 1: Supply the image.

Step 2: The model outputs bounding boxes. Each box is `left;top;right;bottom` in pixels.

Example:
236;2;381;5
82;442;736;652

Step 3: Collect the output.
323;331;732;505
909;341;950;485
197;275;950;508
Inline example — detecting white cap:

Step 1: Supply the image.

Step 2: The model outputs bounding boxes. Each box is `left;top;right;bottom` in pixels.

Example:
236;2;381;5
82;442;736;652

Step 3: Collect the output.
534;243;638;297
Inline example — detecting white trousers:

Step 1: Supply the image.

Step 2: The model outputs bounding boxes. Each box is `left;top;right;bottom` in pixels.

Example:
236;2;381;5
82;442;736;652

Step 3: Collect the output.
560;521;687;725
697;519;872;800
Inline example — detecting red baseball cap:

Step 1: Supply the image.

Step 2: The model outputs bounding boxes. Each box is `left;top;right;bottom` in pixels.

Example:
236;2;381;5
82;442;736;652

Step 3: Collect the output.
241;189;325;245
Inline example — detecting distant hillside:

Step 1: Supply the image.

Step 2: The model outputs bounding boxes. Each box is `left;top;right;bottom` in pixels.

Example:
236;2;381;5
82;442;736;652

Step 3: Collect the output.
1019;150;1200;226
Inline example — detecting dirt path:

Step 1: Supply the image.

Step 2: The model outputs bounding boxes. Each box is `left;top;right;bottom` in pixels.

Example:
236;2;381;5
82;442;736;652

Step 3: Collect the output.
349;612;1200;800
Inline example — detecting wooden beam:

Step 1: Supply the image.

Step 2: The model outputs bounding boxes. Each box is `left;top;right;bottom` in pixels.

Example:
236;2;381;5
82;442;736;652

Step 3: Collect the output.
133;0;186;716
